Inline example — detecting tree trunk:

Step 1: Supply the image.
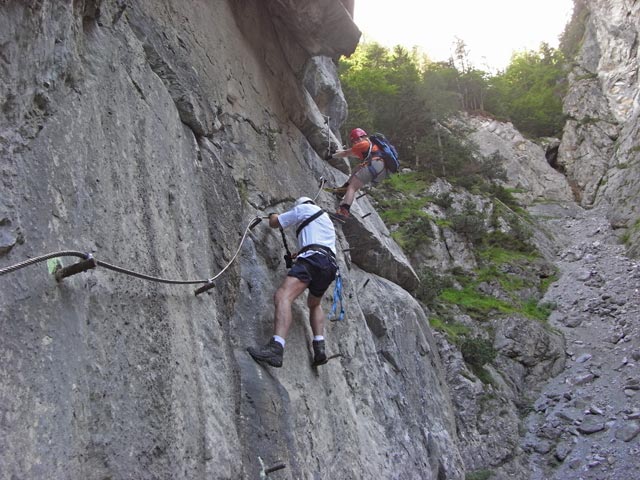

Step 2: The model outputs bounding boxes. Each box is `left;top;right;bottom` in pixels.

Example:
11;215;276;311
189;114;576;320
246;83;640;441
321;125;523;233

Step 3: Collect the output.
436;128;445;176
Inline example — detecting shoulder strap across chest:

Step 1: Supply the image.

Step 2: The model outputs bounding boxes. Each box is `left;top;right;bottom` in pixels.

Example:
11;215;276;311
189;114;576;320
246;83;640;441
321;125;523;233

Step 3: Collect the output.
296;209;325;237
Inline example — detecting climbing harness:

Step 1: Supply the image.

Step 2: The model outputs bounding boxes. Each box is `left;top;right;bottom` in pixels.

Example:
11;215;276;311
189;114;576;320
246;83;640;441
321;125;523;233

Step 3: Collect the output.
272;205;344;321
276;208;329;269
359;141;387;184
297;244;335;259
0;216;263;297
329;272;345;322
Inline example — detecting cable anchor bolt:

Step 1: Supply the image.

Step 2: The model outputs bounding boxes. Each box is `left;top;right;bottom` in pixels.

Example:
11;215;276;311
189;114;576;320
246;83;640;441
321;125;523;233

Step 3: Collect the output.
54;253;98;282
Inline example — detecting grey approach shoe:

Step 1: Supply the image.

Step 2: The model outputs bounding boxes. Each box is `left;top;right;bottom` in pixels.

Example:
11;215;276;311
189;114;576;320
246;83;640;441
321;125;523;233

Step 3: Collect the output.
247;339;284;368
312;339;328;366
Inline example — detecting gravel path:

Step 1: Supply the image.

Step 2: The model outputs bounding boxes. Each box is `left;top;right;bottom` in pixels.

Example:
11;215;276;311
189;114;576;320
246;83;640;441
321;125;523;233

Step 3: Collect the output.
524;202;640;480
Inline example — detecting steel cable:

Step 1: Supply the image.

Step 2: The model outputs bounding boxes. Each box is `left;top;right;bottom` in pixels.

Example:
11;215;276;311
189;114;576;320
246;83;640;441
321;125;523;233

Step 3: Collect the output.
0;217;261;285
313;176;326;202
0;250;87;276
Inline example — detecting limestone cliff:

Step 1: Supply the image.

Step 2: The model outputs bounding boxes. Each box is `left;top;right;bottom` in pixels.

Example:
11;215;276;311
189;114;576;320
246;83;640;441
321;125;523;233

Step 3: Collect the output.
0;2;461;479
448;113;574;205
559;0;640;254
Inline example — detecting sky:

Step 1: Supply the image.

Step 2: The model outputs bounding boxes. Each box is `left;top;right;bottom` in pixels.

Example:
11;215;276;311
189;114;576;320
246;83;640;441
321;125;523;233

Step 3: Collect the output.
353;0;574;71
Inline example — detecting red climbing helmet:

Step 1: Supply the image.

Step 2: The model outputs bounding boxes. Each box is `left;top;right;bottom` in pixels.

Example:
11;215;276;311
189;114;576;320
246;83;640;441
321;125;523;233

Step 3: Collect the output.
349;128;367;143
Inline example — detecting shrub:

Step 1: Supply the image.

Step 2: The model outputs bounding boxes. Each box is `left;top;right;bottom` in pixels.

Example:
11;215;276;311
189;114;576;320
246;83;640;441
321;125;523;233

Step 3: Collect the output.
432;192;453;209
466;469;494;480
428;317;471;341
451;213;486;244
402;216;435;250
440;287;515;321
482;231;536;255
461;336;497;368
379;198;430;224
415;268;454;306
485;184;519;209
522;299;555;322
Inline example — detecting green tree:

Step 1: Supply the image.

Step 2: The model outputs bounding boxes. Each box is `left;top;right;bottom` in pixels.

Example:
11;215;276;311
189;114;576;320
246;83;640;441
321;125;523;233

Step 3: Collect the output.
339;40;568;173
339;43;432;163
339;43;396;137
485;44;567;137
421;61;463;118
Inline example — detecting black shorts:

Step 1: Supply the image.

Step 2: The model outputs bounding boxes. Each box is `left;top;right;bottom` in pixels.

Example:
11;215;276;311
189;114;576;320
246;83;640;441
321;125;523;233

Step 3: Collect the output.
288;253;338;297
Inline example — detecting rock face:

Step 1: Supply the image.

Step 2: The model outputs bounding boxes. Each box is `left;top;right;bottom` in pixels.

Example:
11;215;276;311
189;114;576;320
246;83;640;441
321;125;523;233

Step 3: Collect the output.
523;202;640;480
450;113;574;205
4;2;636;479
341;196;420;292
435;314;565;479
0;2;461;479
559;0;640;251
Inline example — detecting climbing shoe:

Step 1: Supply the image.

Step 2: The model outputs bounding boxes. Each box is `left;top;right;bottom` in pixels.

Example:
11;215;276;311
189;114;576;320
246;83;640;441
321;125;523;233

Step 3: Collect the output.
335;205;350;220
312;339;328;366
247;339;284;368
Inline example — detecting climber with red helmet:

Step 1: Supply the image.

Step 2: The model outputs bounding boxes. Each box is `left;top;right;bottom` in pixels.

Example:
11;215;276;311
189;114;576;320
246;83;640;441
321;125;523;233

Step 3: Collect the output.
328;127;391;219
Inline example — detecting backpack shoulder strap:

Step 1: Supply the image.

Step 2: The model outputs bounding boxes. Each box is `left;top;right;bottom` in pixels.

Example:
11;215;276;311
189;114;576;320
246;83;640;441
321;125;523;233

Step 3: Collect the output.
364;138;373;160
296;209;325;237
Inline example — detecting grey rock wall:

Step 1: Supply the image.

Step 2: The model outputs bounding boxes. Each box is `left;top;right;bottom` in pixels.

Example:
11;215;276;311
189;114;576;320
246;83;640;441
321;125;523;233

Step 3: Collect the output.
449;113;573;205
559;0;640;246
378;109;575;479
0;2;461;479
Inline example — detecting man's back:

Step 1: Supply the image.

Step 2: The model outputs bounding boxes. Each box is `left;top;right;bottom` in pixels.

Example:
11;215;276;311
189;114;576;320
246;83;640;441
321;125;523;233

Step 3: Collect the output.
277;204;336;256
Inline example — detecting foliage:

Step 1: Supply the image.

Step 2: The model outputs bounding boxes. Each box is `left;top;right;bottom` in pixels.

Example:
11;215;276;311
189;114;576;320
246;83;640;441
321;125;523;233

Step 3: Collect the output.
461;336;497;368
339;40;568;168
378;197;430;224
450;213;487;245
339;44;431;163
428;317;471;341
482;230;536;256
620;218;640;246
440;287;515;321
484;44;567;137
448;200;487;245
540;275;558;293
484;184;519;210
421;62;463;119
394;215;435;253
372;174;431;221
415;268;455;307
476;265;527;293
466;469;494;480
416;128;477;181
436;233;554;323
377;170;430;194
522;299;555;321
478;244;537;264
474;152;508;182
432;192;453;209
371;173;437;253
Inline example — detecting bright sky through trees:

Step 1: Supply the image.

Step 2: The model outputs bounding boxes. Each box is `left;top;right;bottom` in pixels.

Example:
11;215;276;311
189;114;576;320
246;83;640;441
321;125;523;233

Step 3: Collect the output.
353;0;574;71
